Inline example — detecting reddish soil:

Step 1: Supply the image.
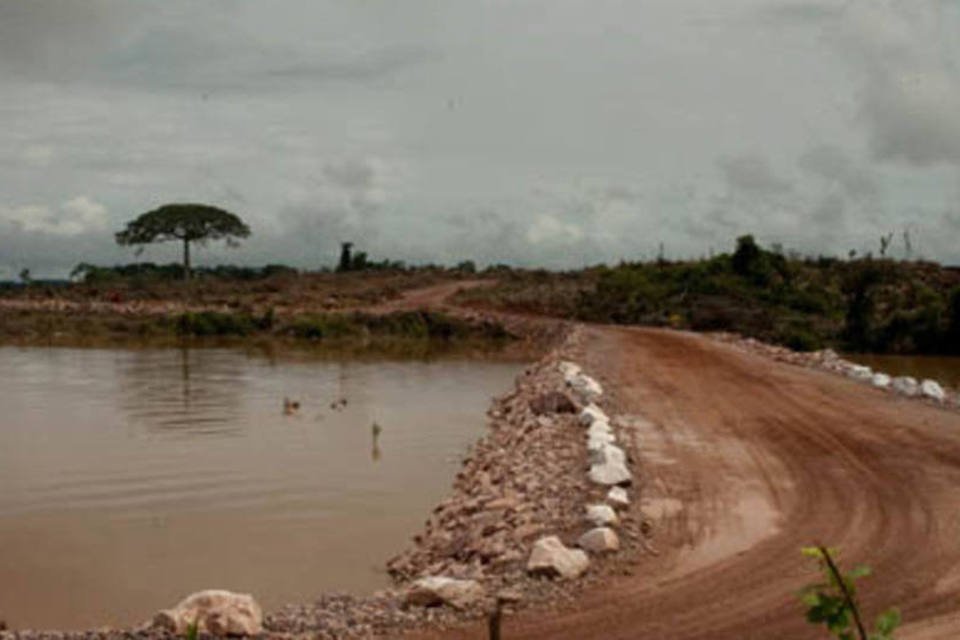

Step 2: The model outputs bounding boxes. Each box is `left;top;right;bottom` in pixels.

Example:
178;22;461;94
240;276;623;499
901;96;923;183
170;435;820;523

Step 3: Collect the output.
406;325;960;639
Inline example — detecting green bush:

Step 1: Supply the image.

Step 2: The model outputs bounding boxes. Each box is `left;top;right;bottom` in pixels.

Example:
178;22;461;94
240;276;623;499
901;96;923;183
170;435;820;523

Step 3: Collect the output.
177;311;255;337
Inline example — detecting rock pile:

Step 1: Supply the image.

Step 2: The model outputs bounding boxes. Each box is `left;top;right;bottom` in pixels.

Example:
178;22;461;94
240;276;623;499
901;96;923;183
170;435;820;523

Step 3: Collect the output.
151;590;263;636
711;333;959;408
269;329;647;637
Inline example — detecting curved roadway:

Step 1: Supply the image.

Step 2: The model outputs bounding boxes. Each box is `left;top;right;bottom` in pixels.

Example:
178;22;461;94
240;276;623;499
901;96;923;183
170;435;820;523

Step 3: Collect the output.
409;325;960;639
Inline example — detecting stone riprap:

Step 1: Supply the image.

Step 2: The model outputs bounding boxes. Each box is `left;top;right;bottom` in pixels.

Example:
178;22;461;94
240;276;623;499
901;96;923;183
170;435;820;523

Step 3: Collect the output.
404;577;485;610
578;527;620;554
151;590;263;636
526;536;590;579
711;333;959;408
267;327;647;638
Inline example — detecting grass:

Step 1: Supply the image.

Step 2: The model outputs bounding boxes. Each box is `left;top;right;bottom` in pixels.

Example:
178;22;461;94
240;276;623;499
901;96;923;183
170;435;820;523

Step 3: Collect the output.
0;307;516;352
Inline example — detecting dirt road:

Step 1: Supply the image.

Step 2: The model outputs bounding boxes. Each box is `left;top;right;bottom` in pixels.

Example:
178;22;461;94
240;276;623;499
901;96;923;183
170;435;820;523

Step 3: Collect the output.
361;279;494;313
408;325;960;639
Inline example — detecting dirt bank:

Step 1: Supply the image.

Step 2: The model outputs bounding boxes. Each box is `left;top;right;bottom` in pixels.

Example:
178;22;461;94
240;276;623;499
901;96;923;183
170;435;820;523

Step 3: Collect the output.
402;325;960;639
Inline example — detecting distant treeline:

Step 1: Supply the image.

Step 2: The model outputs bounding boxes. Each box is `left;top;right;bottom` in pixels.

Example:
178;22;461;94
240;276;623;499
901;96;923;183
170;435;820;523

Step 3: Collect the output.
456;235;960;355
68;259;484;284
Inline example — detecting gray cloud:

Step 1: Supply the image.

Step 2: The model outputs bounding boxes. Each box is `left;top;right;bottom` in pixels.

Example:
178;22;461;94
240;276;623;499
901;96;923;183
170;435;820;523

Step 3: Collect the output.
832;1;960;166
755;1;842;26
3;0;960;277
798;145;878;200
717;154;791;195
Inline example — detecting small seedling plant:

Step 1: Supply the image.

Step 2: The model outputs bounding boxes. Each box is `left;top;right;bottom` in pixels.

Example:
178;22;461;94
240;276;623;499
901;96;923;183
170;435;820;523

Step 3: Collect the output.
799;546;900;640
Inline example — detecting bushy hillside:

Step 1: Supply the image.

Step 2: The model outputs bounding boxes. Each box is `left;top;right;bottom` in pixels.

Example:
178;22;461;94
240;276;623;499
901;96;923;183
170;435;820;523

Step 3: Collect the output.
457;236;960;354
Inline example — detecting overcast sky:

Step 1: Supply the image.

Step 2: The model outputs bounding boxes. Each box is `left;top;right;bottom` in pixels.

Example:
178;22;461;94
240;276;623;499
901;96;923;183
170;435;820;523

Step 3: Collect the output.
2;0;960;278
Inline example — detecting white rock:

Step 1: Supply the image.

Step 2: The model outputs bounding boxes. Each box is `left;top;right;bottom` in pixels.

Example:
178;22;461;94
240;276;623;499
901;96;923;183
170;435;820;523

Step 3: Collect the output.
871;373;891;388
589;443;626;467
585;504;619;527
892;376;919;396
570;374;603;401
578;527;620;554
151;590;263;636
526;535;590;579
921;379;946;402
578;404;608;427
606;487;630;508
586;420;613;438
587;432;617;452
404;576;485;610
588;460;631;486
558;361;581;378
846;364;873;381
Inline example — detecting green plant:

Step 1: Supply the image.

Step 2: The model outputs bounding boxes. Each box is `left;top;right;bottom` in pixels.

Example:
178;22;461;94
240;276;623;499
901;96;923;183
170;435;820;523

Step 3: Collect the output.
799;546;900;640
177;311;255;337
185;619;199;640
115;203;251;281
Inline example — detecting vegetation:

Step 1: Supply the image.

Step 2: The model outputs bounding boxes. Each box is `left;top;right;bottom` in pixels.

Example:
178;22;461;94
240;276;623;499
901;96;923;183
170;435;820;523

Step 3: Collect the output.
115;203;252;281
5;233;960;355
0;305;513;349
455;236;960;355
800;546;900;640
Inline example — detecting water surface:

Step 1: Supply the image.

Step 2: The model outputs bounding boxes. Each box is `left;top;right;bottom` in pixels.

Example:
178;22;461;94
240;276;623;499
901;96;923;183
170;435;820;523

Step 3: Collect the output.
848;354;960;389
0;346;521;629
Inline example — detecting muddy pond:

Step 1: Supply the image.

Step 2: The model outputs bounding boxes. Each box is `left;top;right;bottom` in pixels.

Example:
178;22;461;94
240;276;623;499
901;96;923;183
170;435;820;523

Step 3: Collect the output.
848;353;960;390
0;346;523;629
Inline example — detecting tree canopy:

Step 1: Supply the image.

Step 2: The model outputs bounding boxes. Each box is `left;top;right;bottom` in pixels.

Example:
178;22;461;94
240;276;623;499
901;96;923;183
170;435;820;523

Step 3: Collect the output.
115;203;251;280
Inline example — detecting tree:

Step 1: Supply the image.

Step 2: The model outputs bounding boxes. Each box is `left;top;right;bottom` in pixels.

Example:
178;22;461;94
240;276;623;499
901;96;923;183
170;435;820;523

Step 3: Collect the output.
731;234;761;277
338;242;354;272
115;203;251;281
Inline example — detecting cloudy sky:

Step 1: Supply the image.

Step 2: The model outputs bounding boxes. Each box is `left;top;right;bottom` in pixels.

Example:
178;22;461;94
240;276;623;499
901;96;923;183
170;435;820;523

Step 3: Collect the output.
2;0;960;278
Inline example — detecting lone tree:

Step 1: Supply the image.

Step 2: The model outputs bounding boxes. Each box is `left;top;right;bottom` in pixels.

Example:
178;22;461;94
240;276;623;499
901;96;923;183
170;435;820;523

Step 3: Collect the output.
115;203;251;280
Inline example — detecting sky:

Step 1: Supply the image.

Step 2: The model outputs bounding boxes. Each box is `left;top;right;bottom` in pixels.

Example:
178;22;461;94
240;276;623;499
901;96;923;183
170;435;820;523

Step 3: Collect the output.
2;0;960;278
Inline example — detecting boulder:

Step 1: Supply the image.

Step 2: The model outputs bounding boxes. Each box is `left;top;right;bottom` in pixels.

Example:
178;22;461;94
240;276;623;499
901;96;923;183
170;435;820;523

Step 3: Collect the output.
589;443;626;467
587;419;612;436
587;432;617;452
921;379;946;402
892;376;919;396
871;373;891;388
578;527;620;554
151;590;263;636
530;391;577;415
588;460;631;486
558;361;581;378
585;504;619;527
846;364;873;381
569;374;603;401
526;535;589;579
606;486;630;508
404;576;485;610
578;404;608;427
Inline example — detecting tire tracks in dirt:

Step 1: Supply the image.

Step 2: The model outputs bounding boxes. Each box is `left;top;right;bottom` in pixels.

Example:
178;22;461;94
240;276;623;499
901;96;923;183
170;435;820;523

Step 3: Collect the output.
406;325;960;639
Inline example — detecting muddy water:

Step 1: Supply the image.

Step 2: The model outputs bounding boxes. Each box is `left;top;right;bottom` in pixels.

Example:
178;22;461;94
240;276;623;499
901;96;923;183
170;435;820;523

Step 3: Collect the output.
848;354;960;389
0;346;522;630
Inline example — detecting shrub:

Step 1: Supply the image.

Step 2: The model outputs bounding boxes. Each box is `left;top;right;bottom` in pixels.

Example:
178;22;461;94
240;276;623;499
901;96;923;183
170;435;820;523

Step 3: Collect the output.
177;311;255;337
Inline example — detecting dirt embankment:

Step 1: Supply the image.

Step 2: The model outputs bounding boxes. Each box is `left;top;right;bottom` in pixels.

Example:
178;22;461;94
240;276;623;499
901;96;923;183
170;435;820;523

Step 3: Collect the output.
7;280;960;639
407;326;960;640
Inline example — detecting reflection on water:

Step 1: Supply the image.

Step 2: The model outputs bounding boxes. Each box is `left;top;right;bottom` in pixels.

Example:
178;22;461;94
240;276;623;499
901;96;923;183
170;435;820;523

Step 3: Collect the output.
0;346;522;630
848;354;960;390
118;347;246;436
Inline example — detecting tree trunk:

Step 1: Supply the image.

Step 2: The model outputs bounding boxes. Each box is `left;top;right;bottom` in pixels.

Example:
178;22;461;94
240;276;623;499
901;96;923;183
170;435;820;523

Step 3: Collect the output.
183;237;191;281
